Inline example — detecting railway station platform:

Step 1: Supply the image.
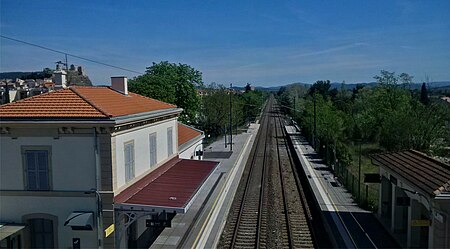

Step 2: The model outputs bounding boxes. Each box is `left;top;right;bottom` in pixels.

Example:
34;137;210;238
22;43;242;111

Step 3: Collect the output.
150;123;260;249
285;125;400;248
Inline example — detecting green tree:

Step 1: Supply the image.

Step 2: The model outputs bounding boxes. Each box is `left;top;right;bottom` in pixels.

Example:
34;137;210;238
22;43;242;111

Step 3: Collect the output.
307;80;331;98
420;82;430;105
245;83;252;93
129;61;202;123
241;90;265;122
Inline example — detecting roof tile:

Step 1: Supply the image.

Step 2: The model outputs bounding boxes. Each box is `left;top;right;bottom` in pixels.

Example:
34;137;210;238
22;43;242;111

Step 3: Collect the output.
72;86;176;117
0;89;106;118
371;149;450;196
178;122;202;146
0;86;177;119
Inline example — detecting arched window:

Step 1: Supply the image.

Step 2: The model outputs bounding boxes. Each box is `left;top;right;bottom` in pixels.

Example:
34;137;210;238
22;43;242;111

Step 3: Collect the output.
27;218;55;248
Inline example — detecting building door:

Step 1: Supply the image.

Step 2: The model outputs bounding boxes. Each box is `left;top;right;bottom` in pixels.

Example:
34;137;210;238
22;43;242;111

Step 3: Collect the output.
28;218;54;248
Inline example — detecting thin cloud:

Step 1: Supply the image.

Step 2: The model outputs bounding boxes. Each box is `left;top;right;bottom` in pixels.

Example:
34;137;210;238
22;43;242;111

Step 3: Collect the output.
292;43;367;58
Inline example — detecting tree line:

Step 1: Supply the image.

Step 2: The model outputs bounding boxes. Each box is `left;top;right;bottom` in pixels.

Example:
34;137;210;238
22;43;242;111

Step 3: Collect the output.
278;70;449;167
129;61;267;139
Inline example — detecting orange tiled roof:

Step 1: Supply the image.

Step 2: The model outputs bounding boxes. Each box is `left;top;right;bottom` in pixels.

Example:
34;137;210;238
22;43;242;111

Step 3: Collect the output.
72;86;176;117
0;89;106;118
0;86;177;119
178;122;202;147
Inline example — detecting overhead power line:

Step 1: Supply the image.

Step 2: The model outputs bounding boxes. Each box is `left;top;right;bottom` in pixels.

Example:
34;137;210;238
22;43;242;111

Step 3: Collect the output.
0;35;144;75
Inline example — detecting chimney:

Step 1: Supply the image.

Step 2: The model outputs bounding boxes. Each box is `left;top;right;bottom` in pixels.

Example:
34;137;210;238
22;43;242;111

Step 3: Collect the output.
54;69;67;89
111;76;128;95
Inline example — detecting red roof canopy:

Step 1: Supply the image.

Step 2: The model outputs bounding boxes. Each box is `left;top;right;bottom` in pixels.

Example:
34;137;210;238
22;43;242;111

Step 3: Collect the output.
115;157;218;213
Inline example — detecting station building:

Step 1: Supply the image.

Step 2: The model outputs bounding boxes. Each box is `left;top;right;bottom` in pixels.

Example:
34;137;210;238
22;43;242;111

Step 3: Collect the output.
0;77;217;248
371;150;450;248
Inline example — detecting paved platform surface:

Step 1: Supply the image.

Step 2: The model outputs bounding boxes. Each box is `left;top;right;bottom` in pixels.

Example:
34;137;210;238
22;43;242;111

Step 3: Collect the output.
286;125;400;249
150;123;259;249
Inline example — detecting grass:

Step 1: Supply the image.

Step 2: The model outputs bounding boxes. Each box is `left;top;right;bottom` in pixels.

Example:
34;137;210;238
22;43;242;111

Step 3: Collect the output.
341;142;384;211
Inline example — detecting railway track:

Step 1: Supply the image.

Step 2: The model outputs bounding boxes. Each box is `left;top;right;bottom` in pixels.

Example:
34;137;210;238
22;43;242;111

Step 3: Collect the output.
219;96;315;248
273;105;315;248
220;96;271;248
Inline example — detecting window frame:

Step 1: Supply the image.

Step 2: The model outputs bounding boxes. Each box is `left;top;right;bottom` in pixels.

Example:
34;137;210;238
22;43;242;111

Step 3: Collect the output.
124;140;135;183
21;146;52;191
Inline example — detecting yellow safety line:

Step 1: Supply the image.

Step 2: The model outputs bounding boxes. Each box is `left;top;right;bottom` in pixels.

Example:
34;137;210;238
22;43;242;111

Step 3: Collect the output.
191;133;253;249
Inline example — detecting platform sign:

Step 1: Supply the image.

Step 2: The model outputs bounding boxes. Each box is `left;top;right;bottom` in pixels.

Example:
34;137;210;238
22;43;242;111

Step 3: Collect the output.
105;224;114;237
146;220;171;227
73;238;80;249
411;220;431;227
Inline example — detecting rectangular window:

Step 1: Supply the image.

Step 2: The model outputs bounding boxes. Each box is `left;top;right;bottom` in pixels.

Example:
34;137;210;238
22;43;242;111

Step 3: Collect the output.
167;127;173;156
149;133;157;167
124;141;135;182
24;149;50;191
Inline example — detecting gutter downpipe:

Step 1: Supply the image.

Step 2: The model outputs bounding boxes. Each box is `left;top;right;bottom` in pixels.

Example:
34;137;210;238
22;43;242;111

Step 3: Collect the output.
94;128;103;249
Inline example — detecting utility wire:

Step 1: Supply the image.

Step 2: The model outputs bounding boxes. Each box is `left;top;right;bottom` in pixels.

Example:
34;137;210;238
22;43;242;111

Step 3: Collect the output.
0;35;144;75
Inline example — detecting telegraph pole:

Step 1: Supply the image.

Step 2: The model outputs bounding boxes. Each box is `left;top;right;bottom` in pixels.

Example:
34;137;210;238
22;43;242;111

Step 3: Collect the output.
313;93;317;150
358;140;362;202
65;54;69;70
229;83;233;151
293;96;296;114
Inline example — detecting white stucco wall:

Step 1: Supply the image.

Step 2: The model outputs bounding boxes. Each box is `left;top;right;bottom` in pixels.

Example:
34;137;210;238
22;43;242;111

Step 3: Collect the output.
113;118;178;190
0;132;97;191
0;195;98;248
179;140;203;160
0;129;100;247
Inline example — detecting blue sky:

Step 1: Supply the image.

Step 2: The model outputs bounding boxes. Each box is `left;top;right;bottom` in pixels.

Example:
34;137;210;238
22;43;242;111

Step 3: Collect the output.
1;0;450;86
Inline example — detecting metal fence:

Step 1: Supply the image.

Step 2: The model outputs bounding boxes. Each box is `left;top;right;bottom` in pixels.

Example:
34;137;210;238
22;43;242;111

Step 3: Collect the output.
334;162;379;212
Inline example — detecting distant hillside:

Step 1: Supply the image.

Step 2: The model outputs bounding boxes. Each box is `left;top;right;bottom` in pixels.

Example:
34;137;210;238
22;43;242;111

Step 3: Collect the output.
255;86;283;92
0;71;52;80
257;81;450;91
329;81;450;90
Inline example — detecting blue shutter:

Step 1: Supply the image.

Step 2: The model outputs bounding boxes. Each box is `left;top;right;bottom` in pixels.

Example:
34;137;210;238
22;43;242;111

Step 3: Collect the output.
149;134;157;167
167;127;173;156
25;150;49;190
124;143;134;182
37;151;49;190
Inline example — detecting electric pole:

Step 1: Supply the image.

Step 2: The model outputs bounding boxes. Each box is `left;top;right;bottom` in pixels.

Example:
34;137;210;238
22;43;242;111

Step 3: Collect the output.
65;54;68;70
313;93;317;150
229;83;233;151
358;140;362;202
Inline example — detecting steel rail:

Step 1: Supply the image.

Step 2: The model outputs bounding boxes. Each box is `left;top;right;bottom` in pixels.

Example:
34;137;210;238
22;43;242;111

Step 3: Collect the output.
274;108;295;248
230;96;272;248
275;103;317;248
